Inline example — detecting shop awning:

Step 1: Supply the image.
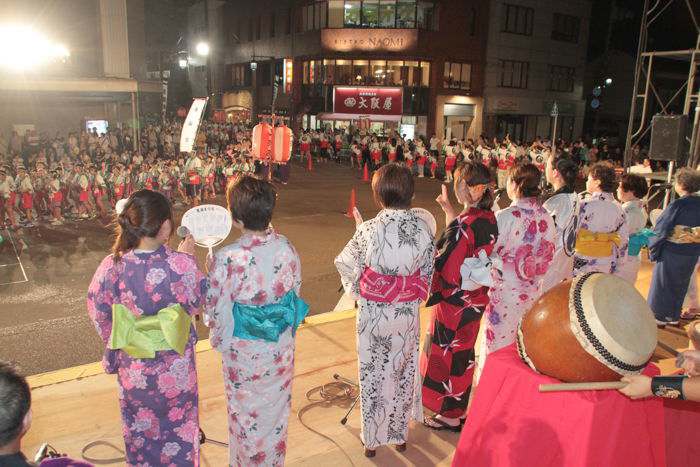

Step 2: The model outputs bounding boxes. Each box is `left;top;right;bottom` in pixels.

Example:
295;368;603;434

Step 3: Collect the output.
317;112;402;122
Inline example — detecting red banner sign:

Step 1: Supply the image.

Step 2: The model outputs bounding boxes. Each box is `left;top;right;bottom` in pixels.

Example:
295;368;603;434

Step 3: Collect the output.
333;87;403;116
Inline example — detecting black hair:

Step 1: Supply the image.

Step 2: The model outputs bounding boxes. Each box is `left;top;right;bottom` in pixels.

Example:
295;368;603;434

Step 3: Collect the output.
112;190;173;262
227;175;277;230
0;361;30;447
620;173;648;199
454;162;495;210
555;157;578;190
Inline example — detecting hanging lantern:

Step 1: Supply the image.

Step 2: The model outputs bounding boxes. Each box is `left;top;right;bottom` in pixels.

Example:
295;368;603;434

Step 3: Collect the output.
273;125;293;164
177;106;187;118
251;122;273;160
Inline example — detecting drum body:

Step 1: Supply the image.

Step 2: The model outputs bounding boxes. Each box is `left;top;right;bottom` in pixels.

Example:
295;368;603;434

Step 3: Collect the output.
517;272;657;382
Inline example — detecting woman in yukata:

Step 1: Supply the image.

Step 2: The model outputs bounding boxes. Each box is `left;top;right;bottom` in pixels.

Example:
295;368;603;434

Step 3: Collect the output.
541;156;580;292
573;162;629;277
335;164;436;458
647;168;700;326
205;175;308;467
87;190;207;466
478;163;556;379
420;162;499;432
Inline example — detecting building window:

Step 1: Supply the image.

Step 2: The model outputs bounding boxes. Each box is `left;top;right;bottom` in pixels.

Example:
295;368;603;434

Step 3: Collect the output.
302;1;328;31
379;0;396;27
443;61;472;91
345;1;362;26
256;15;262;40
231;64;252;87
548;65;575;92
396;0;416;28
342;1;436;29
502;4;533;36
499;60;529;88
302;58;430;86
552;13;580;43
270;13;276;38
286;8;292;34
248;17;253;41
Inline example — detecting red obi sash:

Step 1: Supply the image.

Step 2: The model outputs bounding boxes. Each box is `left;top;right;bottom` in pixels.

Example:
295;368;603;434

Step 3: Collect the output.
358;267;429;303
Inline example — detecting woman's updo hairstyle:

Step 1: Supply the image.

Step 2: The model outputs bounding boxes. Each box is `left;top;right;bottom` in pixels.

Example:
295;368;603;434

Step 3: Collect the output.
112;190;173;262
509;162;542;198
454;161;495;210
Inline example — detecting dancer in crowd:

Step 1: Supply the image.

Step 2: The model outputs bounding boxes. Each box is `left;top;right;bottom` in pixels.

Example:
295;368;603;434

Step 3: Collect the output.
573;162;629;276
647;168;700;326
86;190;207;466
335;164;435;457
478;163;555;377
541;156;579;292
421;162;498;431
205;175;307;467
616;173;650;284
0;166;18;229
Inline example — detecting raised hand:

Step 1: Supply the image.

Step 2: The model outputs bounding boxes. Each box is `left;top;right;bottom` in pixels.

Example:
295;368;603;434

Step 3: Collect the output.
353;207;363;228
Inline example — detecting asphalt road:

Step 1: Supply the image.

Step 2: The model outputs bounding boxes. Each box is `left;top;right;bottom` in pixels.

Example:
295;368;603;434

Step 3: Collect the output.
0;161;450;375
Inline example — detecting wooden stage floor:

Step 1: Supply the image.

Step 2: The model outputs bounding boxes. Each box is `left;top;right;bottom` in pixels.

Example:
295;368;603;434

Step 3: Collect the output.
22;257;698;466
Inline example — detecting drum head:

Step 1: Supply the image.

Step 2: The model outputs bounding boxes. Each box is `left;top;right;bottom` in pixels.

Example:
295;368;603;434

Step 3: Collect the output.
571;273;657;375
181;204;233;248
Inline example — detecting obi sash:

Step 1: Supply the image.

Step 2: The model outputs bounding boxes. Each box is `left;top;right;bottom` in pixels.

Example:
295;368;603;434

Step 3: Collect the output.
628;228;655;256
108;304;191;359
358;267;429;303
232;290;309;342
574;228;621;257
668;225;700;245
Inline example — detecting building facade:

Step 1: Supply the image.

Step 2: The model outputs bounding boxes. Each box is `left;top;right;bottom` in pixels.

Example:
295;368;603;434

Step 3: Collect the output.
0;0;161;136
194;0;592;142
203;0;489;140
482;0;592;142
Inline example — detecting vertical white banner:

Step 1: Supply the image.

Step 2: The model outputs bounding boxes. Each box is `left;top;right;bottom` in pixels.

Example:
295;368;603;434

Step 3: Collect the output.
180;97;208;153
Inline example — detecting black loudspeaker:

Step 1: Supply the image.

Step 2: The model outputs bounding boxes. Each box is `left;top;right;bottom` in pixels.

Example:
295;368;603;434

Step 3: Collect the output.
649;114;687;162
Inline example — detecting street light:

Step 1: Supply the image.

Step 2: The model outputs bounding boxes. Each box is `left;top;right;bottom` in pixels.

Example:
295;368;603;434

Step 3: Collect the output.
178;58;188;69
604;77;613;86
195;41;210;56
250;61;257;71
0;24;69;71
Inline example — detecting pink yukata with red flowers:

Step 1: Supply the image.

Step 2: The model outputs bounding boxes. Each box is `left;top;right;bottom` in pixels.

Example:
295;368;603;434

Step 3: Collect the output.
204;228;301;467
86;246;207;467
477;198;555;378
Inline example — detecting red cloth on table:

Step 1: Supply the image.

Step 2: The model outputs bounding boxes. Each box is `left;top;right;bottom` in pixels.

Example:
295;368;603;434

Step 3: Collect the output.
452;344;678;467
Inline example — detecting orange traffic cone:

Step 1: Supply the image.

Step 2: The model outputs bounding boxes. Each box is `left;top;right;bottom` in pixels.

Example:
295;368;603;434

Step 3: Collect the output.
362;163;369;182
307;153;313;172
345;188;356;218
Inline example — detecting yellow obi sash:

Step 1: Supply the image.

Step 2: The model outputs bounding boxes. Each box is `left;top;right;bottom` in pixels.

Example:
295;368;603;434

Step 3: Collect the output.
108;304;191;359
669;225;700;244
575;228;621;257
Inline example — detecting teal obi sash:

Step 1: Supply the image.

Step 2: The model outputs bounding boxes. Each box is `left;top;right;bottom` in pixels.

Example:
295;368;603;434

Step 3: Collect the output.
232;291;309;342
628;228;655;256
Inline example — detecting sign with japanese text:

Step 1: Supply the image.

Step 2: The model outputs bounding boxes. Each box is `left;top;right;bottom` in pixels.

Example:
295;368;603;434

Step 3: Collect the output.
322;29;417;53
333;87;403;116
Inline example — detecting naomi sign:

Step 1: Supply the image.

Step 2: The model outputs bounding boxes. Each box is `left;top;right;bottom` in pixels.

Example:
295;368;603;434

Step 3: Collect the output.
333;87;403;116
321;29;417;53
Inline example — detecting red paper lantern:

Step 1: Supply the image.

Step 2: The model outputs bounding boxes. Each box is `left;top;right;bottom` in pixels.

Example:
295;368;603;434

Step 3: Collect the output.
273;125;293;164
213;110;226;123
177;106;187;118
251;122;273;160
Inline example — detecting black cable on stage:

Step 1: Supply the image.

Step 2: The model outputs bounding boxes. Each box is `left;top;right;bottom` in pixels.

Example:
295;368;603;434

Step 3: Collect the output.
297;376;359;467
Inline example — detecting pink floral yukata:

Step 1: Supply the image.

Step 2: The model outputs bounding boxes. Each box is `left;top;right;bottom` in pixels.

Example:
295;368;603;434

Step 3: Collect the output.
205;228;302;467
87;246;207;467
478;198;555;377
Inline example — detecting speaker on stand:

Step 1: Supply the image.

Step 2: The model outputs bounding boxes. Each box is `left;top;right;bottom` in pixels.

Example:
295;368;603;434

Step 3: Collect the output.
648;114;688;207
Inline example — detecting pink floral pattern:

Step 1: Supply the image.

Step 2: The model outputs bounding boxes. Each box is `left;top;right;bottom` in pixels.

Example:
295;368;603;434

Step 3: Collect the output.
479;198;555;372
205;228;301;467
87;246;207;466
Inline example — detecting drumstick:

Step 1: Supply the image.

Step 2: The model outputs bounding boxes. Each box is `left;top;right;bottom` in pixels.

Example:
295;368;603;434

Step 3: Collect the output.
539;382;627;392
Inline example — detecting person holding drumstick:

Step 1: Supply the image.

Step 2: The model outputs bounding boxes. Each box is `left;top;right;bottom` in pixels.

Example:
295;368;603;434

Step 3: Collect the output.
620;350;700;401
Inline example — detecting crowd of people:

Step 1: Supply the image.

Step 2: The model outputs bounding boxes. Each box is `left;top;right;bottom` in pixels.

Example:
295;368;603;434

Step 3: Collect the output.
0;120;260;229
1;118;699;466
